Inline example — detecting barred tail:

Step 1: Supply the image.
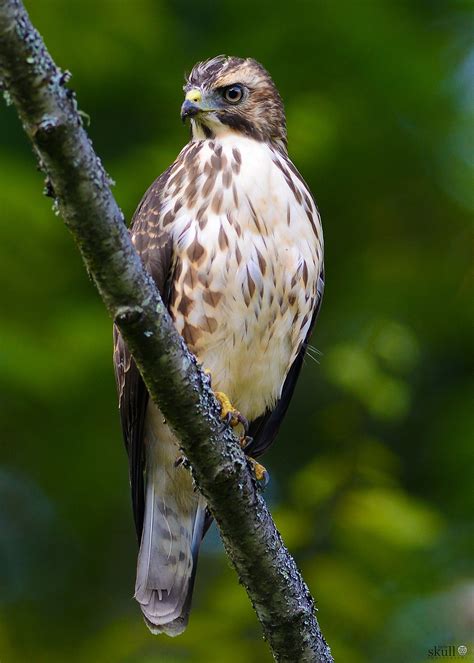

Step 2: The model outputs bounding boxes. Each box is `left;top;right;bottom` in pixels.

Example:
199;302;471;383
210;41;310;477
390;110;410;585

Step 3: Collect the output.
134;428;205;636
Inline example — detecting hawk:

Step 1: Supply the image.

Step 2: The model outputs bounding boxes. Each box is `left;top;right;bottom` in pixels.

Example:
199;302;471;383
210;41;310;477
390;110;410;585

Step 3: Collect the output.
113;55;324;636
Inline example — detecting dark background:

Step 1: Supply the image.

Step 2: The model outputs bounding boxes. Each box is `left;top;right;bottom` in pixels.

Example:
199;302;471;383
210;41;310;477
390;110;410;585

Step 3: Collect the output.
0;1;472;662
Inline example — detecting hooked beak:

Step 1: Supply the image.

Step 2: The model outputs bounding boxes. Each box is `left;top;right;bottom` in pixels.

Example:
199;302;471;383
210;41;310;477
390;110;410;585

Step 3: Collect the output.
180;99;200;122
180;88;211;123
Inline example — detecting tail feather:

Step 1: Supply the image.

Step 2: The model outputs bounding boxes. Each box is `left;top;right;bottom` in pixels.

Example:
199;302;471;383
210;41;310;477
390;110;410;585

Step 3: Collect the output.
134;425;205;636
138;500;205;636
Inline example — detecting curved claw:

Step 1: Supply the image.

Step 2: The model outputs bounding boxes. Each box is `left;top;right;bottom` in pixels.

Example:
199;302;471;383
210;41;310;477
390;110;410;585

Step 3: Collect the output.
248;457;270;487
225;409;249;434
240;435;253;450
214;390;248;434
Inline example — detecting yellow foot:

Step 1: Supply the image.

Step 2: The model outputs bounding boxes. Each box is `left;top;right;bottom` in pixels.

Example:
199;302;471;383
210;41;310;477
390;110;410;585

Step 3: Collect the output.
248;457;270;486
214;390;248;433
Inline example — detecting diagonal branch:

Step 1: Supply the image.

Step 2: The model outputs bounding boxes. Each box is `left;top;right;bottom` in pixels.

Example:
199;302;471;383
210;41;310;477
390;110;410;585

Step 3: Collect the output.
0;1;333;661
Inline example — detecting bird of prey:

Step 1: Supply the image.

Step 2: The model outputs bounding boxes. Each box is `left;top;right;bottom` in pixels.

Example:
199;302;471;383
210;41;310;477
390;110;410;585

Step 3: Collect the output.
113;55;324;636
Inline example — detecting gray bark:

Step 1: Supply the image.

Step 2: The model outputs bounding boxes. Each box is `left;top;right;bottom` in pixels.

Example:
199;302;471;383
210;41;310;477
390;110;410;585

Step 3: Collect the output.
0;1;333;661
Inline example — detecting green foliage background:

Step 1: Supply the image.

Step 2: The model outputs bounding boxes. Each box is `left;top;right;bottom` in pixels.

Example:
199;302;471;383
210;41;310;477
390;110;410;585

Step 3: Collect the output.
0;1;472;661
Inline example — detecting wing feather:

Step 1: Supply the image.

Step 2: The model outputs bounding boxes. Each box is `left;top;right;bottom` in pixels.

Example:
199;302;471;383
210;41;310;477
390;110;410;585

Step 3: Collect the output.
113;168;174;540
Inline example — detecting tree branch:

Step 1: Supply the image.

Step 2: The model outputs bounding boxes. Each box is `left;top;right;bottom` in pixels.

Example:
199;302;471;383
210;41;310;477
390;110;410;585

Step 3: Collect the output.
0;2;333;661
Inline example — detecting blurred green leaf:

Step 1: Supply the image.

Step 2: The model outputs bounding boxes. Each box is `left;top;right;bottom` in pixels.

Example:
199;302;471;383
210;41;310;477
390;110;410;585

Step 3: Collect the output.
337;487;443;549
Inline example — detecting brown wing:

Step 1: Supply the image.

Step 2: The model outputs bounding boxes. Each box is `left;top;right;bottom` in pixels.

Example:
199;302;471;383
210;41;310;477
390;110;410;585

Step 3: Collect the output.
113;167;174;540
246;267;324;459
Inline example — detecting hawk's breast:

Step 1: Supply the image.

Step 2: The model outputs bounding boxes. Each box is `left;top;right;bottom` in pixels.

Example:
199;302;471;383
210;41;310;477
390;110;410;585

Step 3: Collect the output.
161;135;322;421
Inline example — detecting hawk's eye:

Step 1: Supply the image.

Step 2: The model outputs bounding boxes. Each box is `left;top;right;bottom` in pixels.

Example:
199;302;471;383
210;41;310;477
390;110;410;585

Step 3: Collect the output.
223;85;244;104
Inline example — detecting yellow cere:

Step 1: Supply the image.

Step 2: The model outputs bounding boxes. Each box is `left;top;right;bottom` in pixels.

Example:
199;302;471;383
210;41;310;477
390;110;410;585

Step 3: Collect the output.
185;88;202;103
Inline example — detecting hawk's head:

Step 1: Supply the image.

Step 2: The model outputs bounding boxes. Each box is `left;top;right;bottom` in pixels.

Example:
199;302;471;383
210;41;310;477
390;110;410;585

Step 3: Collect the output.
181;56;287;151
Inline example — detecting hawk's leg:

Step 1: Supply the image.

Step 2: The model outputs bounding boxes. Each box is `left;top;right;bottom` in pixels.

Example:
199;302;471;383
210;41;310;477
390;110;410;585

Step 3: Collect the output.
205;370;266;485
204;369;248;434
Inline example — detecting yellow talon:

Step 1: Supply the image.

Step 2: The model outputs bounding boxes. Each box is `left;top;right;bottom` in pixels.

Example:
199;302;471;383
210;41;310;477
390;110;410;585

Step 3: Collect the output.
205;369;249;434
248;457;269;485
205;372;267;486
215;391;235;421
214;390;248;430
